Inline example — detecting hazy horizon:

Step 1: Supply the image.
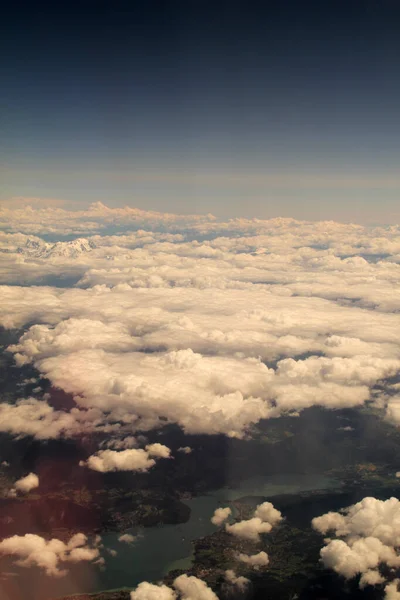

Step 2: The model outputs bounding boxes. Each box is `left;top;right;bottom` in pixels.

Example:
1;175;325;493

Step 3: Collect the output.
2;0;400;223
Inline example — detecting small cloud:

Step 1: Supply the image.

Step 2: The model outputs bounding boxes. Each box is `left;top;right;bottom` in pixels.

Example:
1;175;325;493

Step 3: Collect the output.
211;507;231;526
80;445;171;473
225;570;249;591
177;446;192;454
130;582;177;600
145;443;172;459
14;472;39;494
226;501;282;542
173;574;218;600
118;534;136;544
237;551;269;568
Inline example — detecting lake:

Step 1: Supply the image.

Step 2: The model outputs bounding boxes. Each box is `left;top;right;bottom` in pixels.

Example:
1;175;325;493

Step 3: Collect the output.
1;472;339;600
81;472;339;594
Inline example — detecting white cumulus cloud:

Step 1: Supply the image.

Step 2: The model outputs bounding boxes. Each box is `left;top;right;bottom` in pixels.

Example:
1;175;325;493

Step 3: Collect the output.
211;507;232;526
312;497;400;592
14;472;39;494
0;532;100;577
130;575;218;600
224;569;250;591
237;551;269;567
173;574;218;600
226;501;282;542
130;582;177;600
80;446;171;473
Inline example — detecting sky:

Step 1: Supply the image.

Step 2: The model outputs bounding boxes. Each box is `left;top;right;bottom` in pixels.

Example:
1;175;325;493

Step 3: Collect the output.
1;0;400;223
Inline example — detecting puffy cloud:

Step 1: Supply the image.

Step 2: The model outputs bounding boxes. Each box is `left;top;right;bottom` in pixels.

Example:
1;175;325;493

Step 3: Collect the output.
177;446;192;454
0;532;100;577
237;551;269;567
224;570;250;590
14;472;39;494
80;446;170;473
226;501;282;542
211;507;232;526
3;287;398;426
385;396;400;426
226;517;273;542
145;443;172;459
312;497;400;591
9;338;276;438
118;534;136;544
253;502;282;526
360;570;385;588
129;576;218;600
130;582;177;600
319;538;400;581
173;574;218;600
385;580;400;600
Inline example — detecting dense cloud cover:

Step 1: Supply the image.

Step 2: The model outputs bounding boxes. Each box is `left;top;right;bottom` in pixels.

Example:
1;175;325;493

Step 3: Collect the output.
0;202;399;450
312;497;400;597
0;201;215;236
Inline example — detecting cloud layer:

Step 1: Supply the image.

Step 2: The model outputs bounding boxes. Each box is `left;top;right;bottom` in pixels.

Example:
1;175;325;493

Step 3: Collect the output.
0;203;399;447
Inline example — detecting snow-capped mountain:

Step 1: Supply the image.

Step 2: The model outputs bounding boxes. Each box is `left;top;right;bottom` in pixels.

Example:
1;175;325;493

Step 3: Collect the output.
17;238;96;258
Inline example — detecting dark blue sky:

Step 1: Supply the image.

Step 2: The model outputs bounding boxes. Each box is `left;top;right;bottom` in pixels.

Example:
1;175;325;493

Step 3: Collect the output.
1;0;400;222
